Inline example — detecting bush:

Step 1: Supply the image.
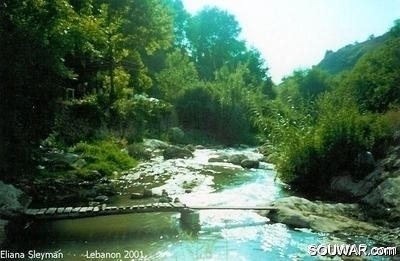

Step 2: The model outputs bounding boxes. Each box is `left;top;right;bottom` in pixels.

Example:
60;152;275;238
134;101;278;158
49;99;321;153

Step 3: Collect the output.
272;121;321;187
72;140;137;177
273;92;391;194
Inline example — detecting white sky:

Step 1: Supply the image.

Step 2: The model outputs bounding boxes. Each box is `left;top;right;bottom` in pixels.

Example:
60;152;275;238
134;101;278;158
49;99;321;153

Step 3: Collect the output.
181;0;400;83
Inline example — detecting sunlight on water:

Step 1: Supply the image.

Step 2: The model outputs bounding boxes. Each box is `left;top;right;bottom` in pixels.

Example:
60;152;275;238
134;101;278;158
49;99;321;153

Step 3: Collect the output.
200;209;268;231
178;168;283;208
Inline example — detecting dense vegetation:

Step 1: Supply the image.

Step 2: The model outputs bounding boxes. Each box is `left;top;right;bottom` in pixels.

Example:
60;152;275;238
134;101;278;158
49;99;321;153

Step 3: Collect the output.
1;1;399;197
252;20;400;195
0;0;271;180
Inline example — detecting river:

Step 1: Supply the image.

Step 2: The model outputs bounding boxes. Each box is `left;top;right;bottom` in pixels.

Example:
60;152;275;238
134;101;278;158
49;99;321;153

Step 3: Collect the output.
4;148;388;260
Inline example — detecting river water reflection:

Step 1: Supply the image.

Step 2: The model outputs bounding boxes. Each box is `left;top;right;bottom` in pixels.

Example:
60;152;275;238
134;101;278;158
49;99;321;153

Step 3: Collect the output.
6;148;389;260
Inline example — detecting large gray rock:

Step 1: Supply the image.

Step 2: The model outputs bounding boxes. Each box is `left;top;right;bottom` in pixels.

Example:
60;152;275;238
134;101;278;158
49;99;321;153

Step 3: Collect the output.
330;169;381;199
380;152;400;171
240;159;259;169
207;150;264;166
208;155;228;163
361;176;400;221
227;154;248;165
0;181;29;246
163;145;193;160
267;196;378;234
136;139;170;159
0;181;27;212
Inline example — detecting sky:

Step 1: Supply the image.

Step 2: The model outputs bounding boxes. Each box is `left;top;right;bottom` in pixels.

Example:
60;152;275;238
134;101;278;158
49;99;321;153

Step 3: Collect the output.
181;0;400;83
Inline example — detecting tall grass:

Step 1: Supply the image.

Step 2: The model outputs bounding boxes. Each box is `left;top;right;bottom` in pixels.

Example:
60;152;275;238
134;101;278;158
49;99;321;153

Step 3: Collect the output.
254;91;392;194
73;140;138;177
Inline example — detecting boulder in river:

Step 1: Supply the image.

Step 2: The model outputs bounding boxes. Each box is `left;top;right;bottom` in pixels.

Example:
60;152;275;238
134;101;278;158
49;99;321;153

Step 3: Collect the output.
163;145;193;160
142;139;169;151
240;159;259;169
267;196;378;234
227;154;248;165
208;155;228;163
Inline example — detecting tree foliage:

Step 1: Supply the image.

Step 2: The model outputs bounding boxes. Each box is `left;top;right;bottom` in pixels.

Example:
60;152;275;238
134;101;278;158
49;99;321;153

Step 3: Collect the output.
186;7;245;80
0;0;174;178
155;49;200;102
1;0;80;178
344;34;400;112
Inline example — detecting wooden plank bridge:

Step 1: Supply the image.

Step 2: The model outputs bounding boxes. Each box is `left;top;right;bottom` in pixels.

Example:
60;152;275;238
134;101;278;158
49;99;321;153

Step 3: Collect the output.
18;203;277;220
1;203;277;231
21;202;188;221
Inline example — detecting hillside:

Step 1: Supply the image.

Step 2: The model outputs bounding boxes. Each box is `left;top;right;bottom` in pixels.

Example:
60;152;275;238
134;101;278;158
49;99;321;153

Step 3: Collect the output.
317;33;388;75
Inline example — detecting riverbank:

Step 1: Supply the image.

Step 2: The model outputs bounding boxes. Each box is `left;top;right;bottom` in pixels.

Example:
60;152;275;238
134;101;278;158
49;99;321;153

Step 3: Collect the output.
261;143;400;253
263;196;400;248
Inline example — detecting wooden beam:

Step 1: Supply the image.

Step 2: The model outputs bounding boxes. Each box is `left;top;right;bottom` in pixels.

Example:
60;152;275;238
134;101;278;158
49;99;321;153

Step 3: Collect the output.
187;206;277;210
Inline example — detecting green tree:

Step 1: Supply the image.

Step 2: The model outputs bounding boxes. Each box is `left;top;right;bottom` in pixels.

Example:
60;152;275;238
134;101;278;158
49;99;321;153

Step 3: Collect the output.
281;68;331;101
155;49;200;102
186;7;245;80
163;0;190;48
344;31;400;112
68;0;174;103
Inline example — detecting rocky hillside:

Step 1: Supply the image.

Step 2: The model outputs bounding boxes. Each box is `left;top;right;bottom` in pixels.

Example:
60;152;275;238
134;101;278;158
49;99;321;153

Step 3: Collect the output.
317;33;388;75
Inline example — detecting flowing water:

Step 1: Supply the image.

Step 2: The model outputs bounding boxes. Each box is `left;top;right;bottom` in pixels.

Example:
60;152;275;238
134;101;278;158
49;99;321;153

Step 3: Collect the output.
5;148;388;260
